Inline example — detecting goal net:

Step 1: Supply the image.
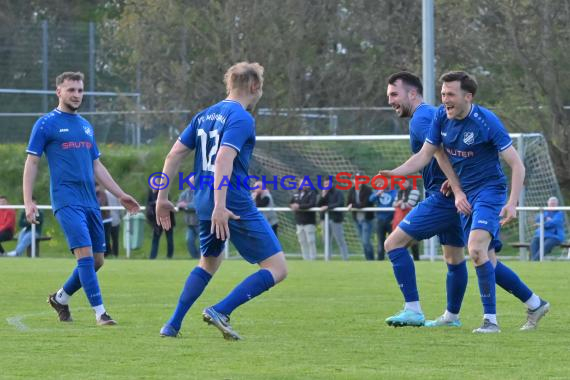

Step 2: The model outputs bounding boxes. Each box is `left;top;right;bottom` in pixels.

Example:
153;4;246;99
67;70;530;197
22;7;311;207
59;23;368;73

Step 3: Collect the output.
235;133;566;259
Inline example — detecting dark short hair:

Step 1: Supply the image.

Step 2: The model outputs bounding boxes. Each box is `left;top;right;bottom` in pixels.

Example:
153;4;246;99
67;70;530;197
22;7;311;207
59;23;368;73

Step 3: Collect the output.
56;72;84;87
387;71;423;96
439;71;478;97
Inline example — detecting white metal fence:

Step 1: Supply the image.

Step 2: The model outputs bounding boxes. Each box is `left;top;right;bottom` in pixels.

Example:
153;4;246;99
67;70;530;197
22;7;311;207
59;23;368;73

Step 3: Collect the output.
2;204;568;262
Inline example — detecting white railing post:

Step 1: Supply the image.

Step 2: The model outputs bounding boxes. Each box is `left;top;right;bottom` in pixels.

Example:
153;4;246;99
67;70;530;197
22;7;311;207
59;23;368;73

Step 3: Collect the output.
224;241;229;259
125;213;131;259
31;222;37;258
324;211;330;261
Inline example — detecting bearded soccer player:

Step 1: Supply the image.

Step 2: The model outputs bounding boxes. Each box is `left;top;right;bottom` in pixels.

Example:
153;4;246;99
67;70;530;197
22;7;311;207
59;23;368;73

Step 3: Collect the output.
381;71;549;333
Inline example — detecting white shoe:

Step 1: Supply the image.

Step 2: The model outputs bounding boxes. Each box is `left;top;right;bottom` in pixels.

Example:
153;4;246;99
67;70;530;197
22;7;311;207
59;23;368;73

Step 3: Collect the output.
520;299;550;331
6;251;17;257
472;319;501;333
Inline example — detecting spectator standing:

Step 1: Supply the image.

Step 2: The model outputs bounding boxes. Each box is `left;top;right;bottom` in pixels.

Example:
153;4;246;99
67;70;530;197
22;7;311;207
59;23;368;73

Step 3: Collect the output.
290;183;317;260
347;175;374;260
252;181;279;236
146;187;175;259
369;189;398;260
104;190;121;257
317;177;349;260
392;179;421;260
177;188;200;259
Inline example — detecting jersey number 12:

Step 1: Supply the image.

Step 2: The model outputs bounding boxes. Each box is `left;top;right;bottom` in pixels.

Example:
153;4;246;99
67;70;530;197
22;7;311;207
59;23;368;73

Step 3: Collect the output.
197;129;220;172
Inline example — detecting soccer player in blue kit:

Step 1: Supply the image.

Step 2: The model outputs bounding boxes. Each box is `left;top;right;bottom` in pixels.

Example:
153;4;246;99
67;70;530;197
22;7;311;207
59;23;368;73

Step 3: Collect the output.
382;72;471;328
23;72;140;325
156;62;287;340
382;71;549;333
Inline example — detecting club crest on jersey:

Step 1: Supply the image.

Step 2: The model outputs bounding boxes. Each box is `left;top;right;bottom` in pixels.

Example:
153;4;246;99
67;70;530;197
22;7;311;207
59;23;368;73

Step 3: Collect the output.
463;131;475;145
83;125;93;137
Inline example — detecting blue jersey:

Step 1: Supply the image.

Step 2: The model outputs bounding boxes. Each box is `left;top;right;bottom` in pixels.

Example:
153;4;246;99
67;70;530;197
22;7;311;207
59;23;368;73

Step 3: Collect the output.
179;100;257;220
426;104;512;195
27;109;101;212
410;103;446;192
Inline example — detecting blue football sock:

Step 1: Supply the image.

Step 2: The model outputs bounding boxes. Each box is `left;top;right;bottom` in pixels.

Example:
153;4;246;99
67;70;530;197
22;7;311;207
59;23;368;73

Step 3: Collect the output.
475;261;496;315
446;260;468;314
63;258;103;296
167;266;212;331
495;261;533;303
77;256;103;307
388;248;419;302
62;268;82;296
213;269;275;316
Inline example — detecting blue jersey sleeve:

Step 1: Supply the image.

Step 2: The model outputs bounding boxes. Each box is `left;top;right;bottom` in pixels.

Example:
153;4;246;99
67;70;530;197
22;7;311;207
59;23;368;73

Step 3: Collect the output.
26;118;48;157
178;117;198;150
425;106;445;146
221;117;254;153
487;113;512;152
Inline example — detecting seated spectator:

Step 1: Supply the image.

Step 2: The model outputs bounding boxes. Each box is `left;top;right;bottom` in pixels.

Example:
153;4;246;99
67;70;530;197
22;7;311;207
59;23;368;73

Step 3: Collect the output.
530;196;565;261
6;198;42;257
0;195;16;256
290;183;317;260
318;176;349;260
252;181;279;236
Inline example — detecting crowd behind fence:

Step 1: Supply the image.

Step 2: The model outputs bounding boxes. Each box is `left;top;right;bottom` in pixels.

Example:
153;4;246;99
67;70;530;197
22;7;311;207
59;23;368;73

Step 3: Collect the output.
1;204;568;262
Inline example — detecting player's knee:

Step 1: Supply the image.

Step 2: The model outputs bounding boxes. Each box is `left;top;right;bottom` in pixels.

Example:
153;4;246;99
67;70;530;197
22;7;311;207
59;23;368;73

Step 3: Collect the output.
384;237;394;253
199;255;222;274
467;246;487;265
271;266;288;284
443;247;465;264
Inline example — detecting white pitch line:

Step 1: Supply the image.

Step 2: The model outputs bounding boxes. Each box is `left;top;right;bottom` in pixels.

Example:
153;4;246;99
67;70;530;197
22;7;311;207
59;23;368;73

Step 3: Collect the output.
6;316;30;332
5;303;171;332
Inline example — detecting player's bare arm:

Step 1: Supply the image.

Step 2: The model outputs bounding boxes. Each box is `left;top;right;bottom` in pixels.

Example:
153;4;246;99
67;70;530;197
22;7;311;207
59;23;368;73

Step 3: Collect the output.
211;145;240;240
93;159;141;214
499;146;526;225
23;154;40;224
156;140;192;230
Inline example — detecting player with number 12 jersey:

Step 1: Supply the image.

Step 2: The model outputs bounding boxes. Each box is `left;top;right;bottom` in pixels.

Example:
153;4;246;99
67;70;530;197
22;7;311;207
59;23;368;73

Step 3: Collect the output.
155;62;287;340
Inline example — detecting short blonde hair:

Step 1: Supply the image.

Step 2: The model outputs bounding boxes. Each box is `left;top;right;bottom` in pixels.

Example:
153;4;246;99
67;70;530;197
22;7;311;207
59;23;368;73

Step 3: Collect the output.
224;62;264;94
56;71;84;87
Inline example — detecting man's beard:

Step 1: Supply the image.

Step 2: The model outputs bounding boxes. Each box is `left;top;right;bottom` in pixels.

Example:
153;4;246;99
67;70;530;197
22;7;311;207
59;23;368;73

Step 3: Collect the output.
65;101;81;112
399;104;412;118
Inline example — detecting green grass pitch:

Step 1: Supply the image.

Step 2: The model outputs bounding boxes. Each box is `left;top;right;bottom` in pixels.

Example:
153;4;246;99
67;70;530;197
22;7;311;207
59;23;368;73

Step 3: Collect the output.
1;259;568;379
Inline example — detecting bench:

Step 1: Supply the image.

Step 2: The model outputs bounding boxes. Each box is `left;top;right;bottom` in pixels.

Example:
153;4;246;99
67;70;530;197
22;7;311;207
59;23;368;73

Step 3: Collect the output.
510;241;570;260
27;236;52;257
10;235;52;257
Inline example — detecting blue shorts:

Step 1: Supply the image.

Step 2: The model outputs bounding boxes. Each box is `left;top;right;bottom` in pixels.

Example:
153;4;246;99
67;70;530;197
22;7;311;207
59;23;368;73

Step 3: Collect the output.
461;186;507;242
398;191;465;247
199;212;282;264
54;206;106;253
